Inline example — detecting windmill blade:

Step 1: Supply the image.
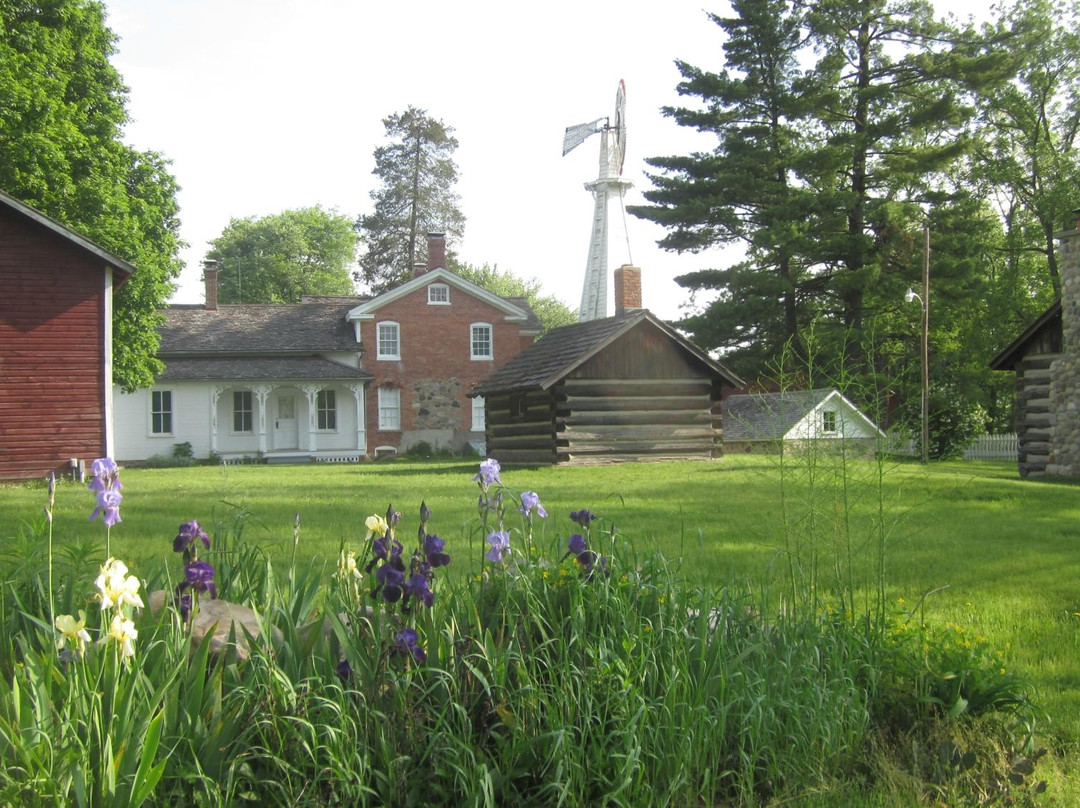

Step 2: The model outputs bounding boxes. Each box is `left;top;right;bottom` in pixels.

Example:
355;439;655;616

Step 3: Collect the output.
614;79;627;175
562;118;606;156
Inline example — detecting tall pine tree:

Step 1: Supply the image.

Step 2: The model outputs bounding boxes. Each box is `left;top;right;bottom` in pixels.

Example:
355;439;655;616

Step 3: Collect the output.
356;107;465;292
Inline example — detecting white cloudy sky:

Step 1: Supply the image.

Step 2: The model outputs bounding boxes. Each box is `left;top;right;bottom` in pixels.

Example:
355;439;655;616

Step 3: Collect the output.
106;0;979;321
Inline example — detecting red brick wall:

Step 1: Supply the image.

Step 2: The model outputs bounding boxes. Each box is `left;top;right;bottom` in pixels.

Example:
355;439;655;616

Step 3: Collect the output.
360;280;526;448
0;206;109;480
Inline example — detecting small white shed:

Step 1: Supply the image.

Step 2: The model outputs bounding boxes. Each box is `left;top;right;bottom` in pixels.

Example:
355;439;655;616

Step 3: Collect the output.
722;388;884;455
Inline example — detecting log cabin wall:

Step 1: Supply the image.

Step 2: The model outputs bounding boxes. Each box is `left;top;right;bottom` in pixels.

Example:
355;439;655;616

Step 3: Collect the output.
484;389;557;465
1016;354;1057;476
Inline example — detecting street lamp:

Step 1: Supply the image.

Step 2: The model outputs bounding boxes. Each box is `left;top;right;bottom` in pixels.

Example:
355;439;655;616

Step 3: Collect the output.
906;225;930;464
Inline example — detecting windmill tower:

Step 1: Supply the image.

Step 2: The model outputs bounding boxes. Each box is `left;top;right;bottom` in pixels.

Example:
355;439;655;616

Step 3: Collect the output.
562;80;632;322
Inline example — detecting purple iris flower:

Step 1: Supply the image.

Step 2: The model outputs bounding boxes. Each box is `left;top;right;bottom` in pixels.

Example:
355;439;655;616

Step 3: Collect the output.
173;520;210;554
473;458;501;487
486;530;511;563
337;659;352;680
404;574;435;608
183;560;217;598
88;458;122;493
394;628;427;664
375;563;405;602
423;533;451;568
90;488;123;527
568;534;588;556
519;491;548;518
570;509;598;528
178;593;193;621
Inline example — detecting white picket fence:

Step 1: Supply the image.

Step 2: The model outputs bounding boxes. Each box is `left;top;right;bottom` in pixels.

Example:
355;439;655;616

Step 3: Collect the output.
886;433;1018;460
962;433;1018;460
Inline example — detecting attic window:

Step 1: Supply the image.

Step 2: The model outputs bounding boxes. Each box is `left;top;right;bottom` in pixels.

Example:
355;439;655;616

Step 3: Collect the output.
428;284;450;305
822;410;838;433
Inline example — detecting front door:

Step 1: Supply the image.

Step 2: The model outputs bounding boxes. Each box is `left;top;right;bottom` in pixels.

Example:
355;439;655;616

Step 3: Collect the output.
273;395;298;450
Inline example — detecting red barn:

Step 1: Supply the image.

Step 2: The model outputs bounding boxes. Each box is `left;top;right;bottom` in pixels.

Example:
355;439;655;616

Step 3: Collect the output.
0;190;135;481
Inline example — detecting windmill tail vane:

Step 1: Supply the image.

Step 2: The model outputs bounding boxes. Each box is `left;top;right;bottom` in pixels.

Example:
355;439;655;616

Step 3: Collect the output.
561;118;607;157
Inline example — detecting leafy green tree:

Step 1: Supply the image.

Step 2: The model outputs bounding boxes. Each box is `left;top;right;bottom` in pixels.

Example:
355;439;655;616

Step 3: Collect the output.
207;207;358;303
357;107;465;292
452;262;576;334
0;0;183;391
970;0;1080;299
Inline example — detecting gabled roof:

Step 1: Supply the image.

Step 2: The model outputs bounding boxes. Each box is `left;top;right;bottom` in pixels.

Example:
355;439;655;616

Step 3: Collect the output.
347;268;539;333
470;309;743;396
723;388;883;441
989;301;1062;371
0;188;137;279
159;299;364;355
157;356;372;382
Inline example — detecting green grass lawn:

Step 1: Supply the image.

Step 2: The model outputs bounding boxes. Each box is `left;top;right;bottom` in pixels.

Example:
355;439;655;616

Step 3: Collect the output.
6;454;1080;802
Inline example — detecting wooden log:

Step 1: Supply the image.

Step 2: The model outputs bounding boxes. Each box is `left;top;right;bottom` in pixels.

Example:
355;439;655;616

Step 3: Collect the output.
487;435;553;450
558;409;712;427
560;395;710;412
490;448;557;465
487;420;553;437
558;424;715;441
561;378;711;397
557;439;714;453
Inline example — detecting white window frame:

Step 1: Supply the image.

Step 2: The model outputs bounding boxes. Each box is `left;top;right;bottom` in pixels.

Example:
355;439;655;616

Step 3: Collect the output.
378;387;401;431
471;396;486;432
150;389;173;436
427;283;450;305
377;321;400;360
822;409;838;434
316;389;337;431
471;322;493;360
233;390;254;434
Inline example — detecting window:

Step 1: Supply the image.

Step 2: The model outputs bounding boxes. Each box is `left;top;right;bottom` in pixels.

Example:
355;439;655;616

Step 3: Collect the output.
822;410;838;433
151;390;173;435
378;387;401;431
427;283;450;305
317;389;337;431
377;321;400;360
471;397;486;432
233;391;253;433
471;323;493;360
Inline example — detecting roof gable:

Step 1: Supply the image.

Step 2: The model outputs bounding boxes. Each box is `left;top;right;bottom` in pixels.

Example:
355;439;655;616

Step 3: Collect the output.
723;388;883;441
0;188;137;279
989;301;1062;370
347;268;533;327
471;310;743;396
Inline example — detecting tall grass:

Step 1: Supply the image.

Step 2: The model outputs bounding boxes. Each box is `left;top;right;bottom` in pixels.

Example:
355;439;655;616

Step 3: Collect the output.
0;448;1049;806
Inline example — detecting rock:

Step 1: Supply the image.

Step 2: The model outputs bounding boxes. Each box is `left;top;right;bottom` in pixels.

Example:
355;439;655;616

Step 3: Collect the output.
148;589;285;663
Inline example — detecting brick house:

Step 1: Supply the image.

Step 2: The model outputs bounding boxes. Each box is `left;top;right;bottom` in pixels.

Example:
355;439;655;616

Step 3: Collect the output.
113;235;540;463
0;189;135;480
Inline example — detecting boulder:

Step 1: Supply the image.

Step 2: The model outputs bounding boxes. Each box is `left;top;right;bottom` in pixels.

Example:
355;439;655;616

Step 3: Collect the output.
148;590;284;663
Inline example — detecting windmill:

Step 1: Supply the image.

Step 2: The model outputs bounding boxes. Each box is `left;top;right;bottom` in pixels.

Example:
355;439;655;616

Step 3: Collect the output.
562;80;632;322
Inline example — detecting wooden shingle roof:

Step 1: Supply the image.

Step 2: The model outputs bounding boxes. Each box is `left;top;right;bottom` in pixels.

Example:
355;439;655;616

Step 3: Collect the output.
159;299;365;355
157;356;371;382
471;310;743;396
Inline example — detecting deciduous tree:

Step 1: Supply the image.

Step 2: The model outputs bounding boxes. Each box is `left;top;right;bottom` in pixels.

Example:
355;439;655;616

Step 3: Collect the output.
207;207;358;303
0;0;183;391
452;263;576;334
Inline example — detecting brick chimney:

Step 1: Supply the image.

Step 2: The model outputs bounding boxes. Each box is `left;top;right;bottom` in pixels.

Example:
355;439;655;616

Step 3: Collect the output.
202;259;219;311
614;265;642;315
426;233;446;272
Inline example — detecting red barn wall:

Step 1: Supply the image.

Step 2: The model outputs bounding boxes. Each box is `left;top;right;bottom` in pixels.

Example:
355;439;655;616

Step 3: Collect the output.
0;206;108;480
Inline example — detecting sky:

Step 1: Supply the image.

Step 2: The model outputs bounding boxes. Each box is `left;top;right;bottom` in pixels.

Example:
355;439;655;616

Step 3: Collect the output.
105;0;978;321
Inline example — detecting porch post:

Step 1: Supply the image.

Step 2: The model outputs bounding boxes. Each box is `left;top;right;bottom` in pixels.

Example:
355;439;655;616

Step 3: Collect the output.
210;386;225;454
348;383;367;457
301;385;320;453
252;385;273;454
